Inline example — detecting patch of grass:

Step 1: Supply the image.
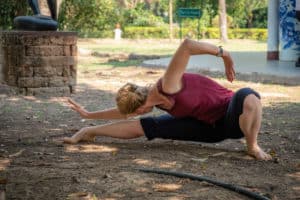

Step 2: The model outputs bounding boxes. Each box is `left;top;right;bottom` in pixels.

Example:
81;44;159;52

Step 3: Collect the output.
78;39;267;56
100;59;143;67
78;63;102;71
78;59;143;71
81;45;176;56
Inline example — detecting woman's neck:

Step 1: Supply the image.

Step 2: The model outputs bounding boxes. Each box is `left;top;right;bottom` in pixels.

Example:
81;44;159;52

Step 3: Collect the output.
147;85;173;109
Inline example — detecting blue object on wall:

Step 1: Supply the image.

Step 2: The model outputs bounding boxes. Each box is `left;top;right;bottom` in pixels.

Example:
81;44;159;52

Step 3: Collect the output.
279;0;300;61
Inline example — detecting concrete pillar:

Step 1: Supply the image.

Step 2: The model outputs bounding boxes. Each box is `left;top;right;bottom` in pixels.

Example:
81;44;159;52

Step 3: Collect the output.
279;0;300;61
267;0;279;60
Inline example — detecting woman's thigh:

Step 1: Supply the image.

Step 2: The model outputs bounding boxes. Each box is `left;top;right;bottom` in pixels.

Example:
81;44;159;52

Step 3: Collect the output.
140;114;228;143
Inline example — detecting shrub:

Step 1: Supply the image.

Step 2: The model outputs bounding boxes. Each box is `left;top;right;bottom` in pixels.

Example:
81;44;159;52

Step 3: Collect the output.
58;0;120;37
0;0;31;30
123;26;267;41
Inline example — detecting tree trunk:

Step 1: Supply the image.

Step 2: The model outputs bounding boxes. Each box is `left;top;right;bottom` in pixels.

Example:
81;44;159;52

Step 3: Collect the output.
169;0;173;40
218;0;228;42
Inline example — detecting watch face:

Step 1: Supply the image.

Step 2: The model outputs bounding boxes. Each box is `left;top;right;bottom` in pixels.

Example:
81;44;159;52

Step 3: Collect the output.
217;47;223;57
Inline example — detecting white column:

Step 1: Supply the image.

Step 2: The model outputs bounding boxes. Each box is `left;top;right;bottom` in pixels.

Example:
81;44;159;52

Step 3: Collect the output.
279;0;300;61
267;0;279;60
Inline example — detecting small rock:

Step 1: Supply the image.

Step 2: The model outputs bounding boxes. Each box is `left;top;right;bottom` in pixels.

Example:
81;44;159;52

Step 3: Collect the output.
72;176;80;183
102;174;111;179
273;157;280;164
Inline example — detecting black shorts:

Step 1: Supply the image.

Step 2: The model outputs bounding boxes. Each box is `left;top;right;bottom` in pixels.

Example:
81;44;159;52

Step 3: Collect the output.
140;87;260;143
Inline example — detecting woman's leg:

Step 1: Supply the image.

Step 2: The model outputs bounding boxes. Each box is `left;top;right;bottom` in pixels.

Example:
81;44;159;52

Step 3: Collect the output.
239;94;272;160
140;114;226;143
63;120;144;144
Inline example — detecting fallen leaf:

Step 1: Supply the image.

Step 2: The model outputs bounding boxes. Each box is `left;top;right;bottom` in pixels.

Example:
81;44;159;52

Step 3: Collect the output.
68;192;89;197
269;149;277;157
8;149;25;158
211;152;227;157
153;183;181;192
191;158;208;163
72;176;80;183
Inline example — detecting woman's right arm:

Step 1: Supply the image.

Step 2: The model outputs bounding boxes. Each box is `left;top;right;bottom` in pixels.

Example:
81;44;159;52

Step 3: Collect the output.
68;98;136;120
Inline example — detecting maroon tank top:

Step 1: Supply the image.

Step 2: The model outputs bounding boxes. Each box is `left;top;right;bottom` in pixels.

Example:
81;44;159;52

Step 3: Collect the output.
157;73;234;124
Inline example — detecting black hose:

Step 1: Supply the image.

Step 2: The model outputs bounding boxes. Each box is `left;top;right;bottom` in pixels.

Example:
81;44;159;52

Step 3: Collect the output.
136;168;270;200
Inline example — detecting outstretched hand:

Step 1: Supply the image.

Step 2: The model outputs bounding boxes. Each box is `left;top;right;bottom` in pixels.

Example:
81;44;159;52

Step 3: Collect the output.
68;98;89;118
222;50;235;82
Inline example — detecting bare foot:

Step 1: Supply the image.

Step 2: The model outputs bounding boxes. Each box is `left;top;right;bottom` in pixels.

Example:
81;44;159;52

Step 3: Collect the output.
248;146;272;160
63;131;95;144
63;137;77;144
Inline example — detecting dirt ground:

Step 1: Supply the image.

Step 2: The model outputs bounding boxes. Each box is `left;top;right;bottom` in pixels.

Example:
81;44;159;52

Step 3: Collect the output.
0;53;300;200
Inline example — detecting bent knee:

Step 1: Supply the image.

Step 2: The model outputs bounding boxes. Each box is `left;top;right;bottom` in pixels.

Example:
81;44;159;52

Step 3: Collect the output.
243;94;261;112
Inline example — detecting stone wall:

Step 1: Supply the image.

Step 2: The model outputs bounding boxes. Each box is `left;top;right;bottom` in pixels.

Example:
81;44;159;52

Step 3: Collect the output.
0;31;77;96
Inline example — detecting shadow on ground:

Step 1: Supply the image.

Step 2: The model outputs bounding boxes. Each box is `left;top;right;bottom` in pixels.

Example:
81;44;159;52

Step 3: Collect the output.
0;78;299;199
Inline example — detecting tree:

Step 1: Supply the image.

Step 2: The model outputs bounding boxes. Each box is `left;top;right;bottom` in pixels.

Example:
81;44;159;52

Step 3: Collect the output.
116;0;151;8
58;0;120;37
169;0;173;40
243;0;267;28
218;0;228;42
226;0;267;28
0;0;29;30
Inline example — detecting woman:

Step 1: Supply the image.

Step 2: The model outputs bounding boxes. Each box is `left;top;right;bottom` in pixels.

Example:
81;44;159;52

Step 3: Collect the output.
63;39;272;160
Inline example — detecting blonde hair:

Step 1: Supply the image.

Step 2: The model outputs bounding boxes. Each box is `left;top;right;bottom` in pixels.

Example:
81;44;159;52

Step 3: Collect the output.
116;83;149;114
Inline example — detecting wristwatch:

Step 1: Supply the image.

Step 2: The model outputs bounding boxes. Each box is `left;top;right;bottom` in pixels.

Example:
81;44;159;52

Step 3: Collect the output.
216;46;223;57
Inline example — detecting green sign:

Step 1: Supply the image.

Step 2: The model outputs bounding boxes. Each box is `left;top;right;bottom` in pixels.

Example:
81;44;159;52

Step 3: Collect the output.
178;8;202;18
178;8;202;40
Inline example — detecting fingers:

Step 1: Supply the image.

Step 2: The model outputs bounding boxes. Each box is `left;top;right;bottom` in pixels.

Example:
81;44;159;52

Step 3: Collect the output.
68;98;84;110
68;98;79;107
226;67;235;82
68;98;84;115
69;105;78;111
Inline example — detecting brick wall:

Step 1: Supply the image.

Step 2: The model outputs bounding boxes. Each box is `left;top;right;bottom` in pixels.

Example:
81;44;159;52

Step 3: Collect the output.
0;31;77;96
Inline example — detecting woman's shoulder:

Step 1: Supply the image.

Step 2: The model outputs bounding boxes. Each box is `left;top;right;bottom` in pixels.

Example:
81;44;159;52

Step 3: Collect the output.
183;72;211;81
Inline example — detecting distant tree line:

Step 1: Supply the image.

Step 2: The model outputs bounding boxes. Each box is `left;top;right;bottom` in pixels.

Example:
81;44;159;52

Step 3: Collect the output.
0;0;267;39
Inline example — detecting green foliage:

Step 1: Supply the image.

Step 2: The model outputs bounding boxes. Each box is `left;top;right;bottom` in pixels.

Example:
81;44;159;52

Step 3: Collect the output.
123;26;169;39
122;3;164;26
0;0;30;30
226;0;267;28
205;28;267;40
58;0;120;37
211;15;234;28
124;26;267;41
252;7;268;28
0;0;268;39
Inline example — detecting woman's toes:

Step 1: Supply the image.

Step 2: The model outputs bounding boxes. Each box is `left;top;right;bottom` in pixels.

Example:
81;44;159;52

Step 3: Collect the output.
63;137;75;144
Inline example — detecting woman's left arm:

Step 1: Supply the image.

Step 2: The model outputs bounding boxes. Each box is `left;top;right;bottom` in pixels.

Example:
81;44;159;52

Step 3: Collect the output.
162;39;235;94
